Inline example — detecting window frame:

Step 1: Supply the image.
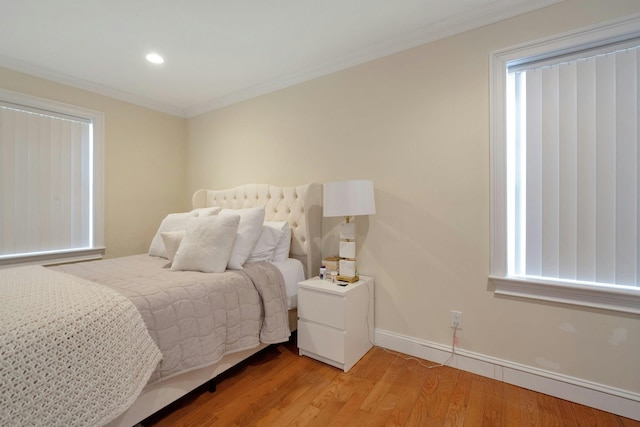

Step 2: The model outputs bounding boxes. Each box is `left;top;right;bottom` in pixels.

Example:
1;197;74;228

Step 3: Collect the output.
489;15;640;314
0;89;105;266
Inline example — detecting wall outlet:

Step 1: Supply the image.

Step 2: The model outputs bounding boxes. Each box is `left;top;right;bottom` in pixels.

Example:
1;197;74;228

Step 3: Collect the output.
451;310;463;329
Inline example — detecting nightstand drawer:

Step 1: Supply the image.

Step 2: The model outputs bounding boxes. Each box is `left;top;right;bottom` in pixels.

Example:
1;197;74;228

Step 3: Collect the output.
298;320;345;364
298;288;345;330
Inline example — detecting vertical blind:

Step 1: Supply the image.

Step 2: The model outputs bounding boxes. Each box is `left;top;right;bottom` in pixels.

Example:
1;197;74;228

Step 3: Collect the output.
0;102;93;257
507;42;639;288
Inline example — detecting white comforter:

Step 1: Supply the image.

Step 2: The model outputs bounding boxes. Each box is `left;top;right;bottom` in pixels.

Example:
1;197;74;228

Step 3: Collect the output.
0;265;162;427
54;255;291;384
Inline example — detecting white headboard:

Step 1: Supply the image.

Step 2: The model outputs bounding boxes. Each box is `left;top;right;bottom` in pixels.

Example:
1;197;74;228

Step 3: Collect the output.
192;183;322;279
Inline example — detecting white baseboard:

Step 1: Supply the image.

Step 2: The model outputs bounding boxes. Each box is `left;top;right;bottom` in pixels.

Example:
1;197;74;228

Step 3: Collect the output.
374;328;640;421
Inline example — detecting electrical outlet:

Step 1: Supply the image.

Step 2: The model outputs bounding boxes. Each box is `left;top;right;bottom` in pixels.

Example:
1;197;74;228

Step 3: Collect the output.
450;310;463;329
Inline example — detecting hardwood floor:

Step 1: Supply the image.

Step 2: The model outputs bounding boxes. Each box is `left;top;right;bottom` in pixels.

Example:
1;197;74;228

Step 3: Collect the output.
143;337;639;426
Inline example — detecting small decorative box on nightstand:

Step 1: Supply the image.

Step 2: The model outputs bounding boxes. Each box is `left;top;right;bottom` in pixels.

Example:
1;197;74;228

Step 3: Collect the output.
297;276;374;372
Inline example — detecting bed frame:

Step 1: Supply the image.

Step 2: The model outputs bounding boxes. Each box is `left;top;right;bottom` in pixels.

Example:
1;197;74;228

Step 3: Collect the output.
106;183;322;427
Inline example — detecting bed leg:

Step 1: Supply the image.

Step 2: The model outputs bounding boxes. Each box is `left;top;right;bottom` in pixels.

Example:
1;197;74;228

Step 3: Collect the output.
208;378;216;393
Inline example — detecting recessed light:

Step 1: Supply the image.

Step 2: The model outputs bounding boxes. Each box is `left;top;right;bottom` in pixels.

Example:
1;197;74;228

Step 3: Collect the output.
146;53;164;64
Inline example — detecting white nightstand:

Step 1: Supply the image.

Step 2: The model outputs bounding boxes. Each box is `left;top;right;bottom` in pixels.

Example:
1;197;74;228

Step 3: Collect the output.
297;276;374;372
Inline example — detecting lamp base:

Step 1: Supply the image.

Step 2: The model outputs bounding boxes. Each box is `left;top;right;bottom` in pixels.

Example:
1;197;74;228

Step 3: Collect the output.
336;275;359;283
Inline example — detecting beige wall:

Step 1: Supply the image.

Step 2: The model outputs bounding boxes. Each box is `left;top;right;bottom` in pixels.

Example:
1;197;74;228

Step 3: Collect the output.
187;0;640;393
0;67;189;258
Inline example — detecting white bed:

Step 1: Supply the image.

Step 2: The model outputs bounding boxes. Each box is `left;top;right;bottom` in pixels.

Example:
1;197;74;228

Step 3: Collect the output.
105;183;322;427
0;183;321;427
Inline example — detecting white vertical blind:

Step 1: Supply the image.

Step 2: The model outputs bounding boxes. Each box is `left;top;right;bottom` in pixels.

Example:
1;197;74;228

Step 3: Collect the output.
0;102;93;257
558;60;578;281
616;48;639;286
509;44;639;288
576;58;597;283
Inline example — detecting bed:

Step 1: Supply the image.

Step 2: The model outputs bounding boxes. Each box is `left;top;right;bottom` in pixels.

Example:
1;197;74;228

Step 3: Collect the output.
0;183;322;427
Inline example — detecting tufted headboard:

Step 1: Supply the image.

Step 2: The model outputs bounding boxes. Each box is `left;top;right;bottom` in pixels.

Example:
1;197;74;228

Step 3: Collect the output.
192;183;322;279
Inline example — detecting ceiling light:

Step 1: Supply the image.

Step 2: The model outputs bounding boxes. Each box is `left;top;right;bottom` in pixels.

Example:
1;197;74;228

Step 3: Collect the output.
146;53;164;64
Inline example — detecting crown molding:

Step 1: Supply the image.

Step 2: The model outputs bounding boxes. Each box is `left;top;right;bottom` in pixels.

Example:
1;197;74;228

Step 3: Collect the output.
185;0;562;117
1;0;562;118
0;55;186;117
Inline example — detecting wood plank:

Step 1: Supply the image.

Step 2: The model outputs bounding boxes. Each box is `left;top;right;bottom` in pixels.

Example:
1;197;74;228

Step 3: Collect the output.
537;392;565;427
367;388;402;426
327;376;377;426
428;367;463;420
555;397;580;427
359;352;406;412
384;358;429;426
207;350;310;425
568;402;598;427
350;347;396;381
234;359;324;426
273;363;339;426
297;374;354;426
143;340;640;427
592;407;627;427
519;384;542;427
482;375;504;426
502;382;527;426
464;375;487;427
442;370;474;427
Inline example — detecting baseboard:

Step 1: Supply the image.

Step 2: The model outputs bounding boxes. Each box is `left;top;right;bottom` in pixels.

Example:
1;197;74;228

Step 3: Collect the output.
374;328;640;421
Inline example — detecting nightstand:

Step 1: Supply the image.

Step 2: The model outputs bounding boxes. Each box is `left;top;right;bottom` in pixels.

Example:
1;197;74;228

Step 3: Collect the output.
297;276;374;372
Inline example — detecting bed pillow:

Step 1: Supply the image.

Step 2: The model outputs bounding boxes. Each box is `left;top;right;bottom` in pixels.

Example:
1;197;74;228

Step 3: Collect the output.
148;211;198;258
246;222;286;263
170;215;240;273
220;207;266;269
191;206;222;217
161;230;185;262
270;221;292;262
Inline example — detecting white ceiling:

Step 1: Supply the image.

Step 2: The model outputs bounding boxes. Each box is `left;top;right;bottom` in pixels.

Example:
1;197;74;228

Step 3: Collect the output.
0;0;560;117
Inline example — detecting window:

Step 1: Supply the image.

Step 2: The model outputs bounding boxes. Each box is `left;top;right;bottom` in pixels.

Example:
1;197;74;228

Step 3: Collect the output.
490;16;640;314
0;89;104;266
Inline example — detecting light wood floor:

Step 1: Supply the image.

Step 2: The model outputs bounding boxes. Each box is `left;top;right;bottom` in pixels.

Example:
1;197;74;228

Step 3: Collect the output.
143;337;639;426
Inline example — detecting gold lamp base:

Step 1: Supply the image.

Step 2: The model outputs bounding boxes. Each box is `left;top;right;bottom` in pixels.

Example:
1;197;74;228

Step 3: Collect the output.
336;275;359;283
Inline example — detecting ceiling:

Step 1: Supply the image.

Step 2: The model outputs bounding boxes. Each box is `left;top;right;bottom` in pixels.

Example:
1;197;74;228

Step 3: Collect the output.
0;0;560;117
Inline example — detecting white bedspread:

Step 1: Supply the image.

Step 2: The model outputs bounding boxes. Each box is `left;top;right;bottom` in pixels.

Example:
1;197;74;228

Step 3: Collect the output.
0;265;162;427
55;255;291;384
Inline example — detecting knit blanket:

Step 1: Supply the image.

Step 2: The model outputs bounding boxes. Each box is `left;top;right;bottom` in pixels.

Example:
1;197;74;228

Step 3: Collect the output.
0;266;162;427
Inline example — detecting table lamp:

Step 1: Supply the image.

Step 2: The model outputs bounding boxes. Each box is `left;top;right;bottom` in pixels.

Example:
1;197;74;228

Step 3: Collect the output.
323;180;376;282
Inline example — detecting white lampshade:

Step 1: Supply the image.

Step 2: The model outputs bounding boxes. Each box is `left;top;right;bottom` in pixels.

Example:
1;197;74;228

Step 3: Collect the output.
323;180;376;217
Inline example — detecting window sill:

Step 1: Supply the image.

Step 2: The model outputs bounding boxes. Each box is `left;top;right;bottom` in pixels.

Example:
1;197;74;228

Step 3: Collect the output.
490;276;640;315
0;247;106;268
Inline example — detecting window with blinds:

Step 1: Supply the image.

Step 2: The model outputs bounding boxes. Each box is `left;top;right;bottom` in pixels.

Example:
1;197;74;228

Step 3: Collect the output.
490;16;640;313
0;90;104;266
507;41;639;288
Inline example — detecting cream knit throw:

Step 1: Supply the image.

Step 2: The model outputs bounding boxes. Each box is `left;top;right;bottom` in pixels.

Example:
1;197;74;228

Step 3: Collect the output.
0;266;162;427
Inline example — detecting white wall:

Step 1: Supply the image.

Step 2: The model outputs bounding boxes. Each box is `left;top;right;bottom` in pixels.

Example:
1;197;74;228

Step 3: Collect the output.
187;0;640;404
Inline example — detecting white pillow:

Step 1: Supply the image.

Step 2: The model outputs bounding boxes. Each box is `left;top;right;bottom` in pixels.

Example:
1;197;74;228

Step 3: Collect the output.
171;215;240;273
220;207;266;269
270;221;292;262
149;211;198;258
246;223;285;263
191;206;222;217
161;230;185;262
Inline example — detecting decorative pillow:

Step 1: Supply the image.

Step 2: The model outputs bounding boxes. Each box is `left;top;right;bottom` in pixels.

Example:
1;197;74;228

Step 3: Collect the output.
191;206;222;217
220;207;266;269
148;211;198;258
246;222;286;263
161;230;185;262
270;221;292;262
170;215;240;273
